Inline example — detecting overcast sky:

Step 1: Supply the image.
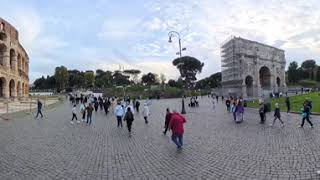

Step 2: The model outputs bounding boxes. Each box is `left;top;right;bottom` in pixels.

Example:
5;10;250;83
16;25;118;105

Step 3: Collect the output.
1;0;320;82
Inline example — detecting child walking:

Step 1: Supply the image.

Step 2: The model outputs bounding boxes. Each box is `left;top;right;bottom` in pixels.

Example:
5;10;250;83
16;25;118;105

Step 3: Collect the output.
270;103;284;127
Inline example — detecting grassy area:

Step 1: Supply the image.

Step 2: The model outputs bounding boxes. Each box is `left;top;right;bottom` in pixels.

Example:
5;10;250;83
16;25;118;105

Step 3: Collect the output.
247;92;320;113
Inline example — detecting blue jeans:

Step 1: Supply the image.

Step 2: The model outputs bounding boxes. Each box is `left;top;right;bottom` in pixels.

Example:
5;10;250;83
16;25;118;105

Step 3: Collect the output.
171;134;183;148
87;114;92;124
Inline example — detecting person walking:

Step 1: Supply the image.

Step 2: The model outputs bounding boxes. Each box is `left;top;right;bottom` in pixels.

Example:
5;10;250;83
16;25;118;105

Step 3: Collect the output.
285;97;291;113
270;103;284;127
300;102;313;128
103;99;110;115
80;102;86;122
231;101;237;121
259;101;266;124
235;101;244;123
163;108;172;135
86;103;94;125
71;104;79;124
135;99;140;113
169;110;187;150
123;107;135;137
114;102;124;127
94;101;99;112
142;103;150;124
35;99;44;118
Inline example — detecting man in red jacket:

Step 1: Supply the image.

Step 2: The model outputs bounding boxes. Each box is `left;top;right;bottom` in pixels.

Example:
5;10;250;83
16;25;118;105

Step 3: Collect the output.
169;110;186;150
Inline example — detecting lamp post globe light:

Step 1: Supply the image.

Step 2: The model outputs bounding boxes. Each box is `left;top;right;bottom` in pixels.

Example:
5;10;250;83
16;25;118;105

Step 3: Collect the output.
168;31;187;114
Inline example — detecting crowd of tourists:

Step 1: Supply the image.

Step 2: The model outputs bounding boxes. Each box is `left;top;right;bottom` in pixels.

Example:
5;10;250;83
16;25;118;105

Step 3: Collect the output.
66;93;187;149
34;92;316;151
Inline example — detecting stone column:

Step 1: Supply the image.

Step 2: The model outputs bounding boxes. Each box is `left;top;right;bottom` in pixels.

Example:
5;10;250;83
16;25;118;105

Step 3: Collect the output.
3;80;9;99
3;50;10;69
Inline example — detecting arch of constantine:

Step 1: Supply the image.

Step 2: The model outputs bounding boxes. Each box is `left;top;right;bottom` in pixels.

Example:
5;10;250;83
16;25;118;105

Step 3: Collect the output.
221;37;286;98
0;17;29;99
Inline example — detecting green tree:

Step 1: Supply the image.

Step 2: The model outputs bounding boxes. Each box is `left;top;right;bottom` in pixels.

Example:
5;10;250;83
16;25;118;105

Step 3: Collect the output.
287;61;299;84
141;72;159;86
301;59;316;80
84;71;95;88
54;66;69;91
123;69;141;84
112;71;130;86
195;72;221;89
172;56;204;89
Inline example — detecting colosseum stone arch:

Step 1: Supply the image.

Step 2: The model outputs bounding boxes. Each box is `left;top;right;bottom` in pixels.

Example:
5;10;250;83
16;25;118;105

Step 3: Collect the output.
221;37;286;98
0;17;29;99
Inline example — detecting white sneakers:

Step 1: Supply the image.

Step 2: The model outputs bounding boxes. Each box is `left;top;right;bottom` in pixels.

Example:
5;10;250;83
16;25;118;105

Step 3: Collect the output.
70;121;74;124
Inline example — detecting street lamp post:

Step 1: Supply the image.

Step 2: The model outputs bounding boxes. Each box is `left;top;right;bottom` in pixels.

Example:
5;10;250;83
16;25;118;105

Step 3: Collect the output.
168;31;187;114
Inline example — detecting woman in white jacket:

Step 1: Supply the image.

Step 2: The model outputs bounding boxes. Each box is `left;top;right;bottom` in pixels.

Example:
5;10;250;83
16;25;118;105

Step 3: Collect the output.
142;103;150;124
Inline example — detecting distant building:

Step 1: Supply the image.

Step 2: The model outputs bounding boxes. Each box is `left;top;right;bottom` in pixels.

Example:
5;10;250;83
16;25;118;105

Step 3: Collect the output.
0;17;29;99
221;37;286;98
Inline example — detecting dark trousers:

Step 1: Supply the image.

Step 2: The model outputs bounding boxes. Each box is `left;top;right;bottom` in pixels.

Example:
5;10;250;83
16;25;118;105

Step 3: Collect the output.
87;114;92;124
82;111;86;120
104;108;108;115
301;117;313;127
144;116;148;124
127;121;133;132
117;116;123;127
36;109;43;118
272;116;284;125
72;113;77;121
259;113;265;123
287;105;290;113
163;123;169;134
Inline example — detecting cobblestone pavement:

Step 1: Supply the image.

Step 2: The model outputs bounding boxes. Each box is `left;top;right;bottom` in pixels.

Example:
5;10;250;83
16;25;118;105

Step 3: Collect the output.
0;97;320;180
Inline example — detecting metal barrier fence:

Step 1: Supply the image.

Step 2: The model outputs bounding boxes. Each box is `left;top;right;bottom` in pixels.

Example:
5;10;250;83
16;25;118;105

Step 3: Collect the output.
0;96;63;121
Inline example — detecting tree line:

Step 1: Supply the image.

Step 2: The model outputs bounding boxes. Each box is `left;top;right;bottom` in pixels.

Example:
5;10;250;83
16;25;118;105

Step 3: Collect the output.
32;56;207;91
287;59;320;84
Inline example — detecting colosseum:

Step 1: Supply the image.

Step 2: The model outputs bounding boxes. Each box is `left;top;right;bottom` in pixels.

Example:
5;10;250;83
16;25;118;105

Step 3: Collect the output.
0;17;29;99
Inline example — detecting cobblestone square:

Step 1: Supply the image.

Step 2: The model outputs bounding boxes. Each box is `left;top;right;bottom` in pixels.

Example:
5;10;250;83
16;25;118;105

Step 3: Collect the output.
0;97;320;180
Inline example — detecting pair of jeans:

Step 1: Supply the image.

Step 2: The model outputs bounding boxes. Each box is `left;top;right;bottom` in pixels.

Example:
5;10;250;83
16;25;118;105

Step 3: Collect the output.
117;116;123;127
87;114;92;124
72;113;77;121
171;134;183;148
301;117;313;127
36;109;43;118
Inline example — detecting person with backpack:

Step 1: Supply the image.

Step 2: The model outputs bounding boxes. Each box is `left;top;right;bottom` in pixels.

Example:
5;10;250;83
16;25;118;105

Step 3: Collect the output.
169;110;187;150
70;104;79;124
142;103;150;124
114;101;124;127
270;103;284;127
300;102;313;128
80;101;86;122
123;107;134;137
35;99;44;119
